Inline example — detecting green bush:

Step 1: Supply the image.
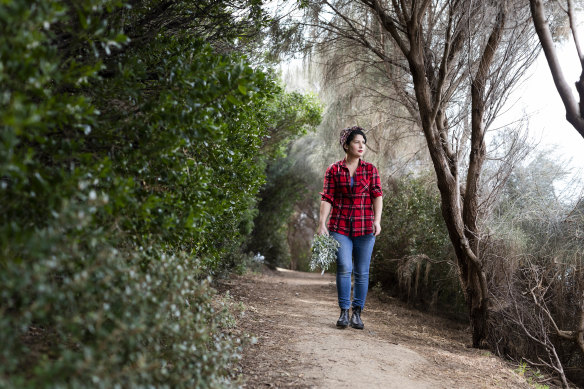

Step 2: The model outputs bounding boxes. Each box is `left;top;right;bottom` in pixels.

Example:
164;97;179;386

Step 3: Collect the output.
485;154;584;385
0;225;240;388
372;175;466;318
246;94;322;268
0;0;319;386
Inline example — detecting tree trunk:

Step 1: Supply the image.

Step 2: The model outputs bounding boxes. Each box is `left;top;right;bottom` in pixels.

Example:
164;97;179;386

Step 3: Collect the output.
402;3;505;347
529;0;584;138
578;292;584;354
431;167;488;347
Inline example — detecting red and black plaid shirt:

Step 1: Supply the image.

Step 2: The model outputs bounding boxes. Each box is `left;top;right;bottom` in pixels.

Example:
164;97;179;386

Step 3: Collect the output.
320;159;383;237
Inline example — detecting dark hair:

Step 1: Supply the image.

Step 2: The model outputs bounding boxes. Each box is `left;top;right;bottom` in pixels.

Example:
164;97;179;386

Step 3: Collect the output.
343;128;367;151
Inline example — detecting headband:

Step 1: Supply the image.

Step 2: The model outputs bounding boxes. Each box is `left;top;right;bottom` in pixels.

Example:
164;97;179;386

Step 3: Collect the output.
339;126;363;146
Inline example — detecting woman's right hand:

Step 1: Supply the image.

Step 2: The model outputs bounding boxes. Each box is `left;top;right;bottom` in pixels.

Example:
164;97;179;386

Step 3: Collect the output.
317;223;329;236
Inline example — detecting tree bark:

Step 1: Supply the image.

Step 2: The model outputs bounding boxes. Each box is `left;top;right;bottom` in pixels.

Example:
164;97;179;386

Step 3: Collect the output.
392;1;505;347
463;5;506;347
529;0;584;138
578;292;584;354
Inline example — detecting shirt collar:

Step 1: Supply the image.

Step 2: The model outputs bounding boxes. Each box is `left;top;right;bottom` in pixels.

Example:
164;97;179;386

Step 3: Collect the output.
340;158;362;170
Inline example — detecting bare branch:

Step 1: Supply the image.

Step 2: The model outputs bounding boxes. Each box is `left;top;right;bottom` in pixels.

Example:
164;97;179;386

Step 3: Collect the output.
529;0;584;137
567;0;583;63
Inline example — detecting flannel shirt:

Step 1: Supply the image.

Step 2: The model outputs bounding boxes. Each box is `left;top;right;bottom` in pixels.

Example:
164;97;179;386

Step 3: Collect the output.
320;159;383;237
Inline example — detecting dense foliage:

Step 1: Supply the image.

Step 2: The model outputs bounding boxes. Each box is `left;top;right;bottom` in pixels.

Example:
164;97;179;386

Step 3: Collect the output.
485;154;584;386
0;0;320;386
247;155;315;267
372;176;466;318
245;91;321;268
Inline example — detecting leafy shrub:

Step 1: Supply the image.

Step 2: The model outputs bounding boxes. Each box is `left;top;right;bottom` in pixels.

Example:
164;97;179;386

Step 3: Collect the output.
0;220;240;388
485;154;584;386
0;0;320;386
246;95;322;268
371;175;466;318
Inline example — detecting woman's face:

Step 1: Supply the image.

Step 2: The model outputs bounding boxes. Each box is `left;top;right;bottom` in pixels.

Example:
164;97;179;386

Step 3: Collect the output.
345;134;366;158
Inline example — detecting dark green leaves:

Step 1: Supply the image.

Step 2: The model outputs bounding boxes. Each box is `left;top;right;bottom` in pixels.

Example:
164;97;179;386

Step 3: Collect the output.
0;0;321;386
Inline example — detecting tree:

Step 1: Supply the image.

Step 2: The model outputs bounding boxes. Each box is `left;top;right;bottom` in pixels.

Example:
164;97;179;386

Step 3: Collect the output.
298;0;539;347
246;91;322;268
529;0;584;138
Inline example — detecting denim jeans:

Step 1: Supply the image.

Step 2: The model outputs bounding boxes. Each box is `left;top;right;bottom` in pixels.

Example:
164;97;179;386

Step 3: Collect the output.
330;231;376;310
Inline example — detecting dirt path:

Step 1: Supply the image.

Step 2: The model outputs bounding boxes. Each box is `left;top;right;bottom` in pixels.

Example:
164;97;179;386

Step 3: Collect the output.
218;268;550;388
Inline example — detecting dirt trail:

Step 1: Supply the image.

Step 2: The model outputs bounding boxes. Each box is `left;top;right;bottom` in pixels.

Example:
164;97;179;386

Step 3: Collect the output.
219;268;544;388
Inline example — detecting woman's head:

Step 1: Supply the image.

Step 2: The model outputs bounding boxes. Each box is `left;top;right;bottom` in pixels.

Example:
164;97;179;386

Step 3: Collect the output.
339;126;367;154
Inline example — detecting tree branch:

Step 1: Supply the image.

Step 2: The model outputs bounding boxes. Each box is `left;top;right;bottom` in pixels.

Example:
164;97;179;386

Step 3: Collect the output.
529;0;584;137
567;0;583;63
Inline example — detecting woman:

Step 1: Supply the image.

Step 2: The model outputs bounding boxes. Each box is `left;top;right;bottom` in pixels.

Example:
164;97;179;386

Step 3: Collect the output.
317;126;383;330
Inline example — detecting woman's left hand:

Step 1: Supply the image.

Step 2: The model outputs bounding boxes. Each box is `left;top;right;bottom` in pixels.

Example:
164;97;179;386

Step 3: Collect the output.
373;221;381;236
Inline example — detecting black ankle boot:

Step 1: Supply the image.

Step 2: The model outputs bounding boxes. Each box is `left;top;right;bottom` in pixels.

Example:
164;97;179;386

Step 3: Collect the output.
336;308;349;328
350;306;364;329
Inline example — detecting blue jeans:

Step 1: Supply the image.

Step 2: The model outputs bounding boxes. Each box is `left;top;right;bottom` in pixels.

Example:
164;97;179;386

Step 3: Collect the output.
330;232;376;310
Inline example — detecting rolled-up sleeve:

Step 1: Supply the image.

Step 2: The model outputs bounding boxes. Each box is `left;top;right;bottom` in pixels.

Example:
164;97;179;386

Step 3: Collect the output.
320;165;335;204
370;166;383;198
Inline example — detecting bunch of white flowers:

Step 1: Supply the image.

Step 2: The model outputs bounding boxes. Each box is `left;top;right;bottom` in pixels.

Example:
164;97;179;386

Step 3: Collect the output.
309;234;340;275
